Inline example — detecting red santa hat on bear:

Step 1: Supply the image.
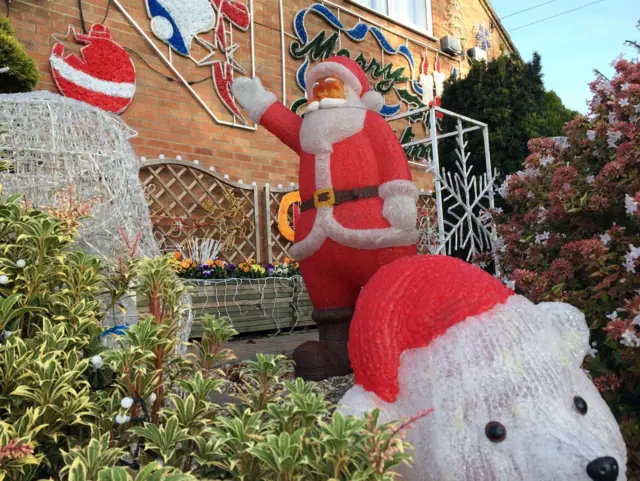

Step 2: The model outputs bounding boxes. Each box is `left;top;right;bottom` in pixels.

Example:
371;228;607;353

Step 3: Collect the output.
305;56;385;113
348;255;514;403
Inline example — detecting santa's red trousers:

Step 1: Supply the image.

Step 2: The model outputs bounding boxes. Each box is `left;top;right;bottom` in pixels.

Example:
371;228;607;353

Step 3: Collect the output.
298;239;417;309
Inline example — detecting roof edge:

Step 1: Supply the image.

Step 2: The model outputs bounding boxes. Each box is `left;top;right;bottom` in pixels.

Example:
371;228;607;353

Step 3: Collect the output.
480;0;521;61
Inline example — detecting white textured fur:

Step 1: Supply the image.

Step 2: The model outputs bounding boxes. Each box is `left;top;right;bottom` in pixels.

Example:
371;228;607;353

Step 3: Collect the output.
339;295;627;481
291;91;418;260
230;77;277;123
305;61;363;98
299;89;365;155
360;90;384;112
379;180;419;199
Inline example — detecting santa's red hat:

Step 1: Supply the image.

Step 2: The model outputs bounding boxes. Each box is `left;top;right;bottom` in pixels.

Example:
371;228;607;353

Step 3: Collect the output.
349;255;514;403
305;56;384;112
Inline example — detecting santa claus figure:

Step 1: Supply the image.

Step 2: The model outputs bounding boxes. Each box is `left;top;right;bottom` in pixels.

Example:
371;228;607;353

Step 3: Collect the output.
232;56;418;380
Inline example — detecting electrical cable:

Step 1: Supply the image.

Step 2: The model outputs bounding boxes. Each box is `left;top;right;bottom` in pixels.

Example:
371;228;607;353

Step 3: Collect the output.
500;0;558;20
510;0;604;31
78;0;88;34
101;0;112;25
76;0;213;86
123;47;213;85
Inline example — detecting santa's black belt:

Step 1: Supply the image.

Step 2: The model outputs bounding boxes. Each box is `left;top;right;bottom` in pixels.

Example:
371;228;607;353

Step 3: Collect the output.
300;186;379;212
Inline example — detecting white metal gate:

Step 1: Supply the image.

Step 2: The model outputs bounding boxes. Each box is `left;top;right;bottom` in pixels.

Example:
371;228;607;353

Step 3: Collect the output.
390;106;498;261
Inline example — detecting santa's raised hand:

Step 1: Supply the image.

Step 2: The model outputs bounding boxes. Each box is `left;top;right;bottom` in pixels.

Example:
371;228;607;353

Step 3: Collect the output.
232;56;419;381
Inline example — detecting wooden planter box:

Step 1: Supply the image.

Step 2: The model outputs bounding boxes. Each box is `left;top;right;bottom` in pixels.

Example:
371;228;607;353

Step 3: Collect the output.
137;277;314;338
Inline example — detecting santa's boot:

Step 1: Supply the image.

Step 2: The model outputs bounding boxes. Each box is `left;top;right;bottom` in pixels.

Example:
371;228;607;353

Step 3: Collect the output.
292;307;354;381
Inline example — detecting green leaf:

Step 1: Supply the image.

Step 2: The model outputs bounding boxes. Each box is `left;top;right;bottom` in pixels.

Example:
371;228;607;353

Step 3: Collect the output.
98;467;131;481
68;458;88;481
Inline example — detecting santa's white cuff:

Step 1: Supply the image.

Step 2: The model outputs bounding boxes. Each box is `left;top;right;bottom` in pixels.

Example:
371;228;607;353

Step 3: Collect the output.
379;180;419;200
247;91;277;124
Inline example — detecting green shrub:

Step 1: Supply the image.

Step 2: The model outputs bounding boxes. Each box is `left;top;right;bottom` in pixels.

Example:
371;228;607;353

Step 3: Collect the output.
0;187;415;480
0;14;39;94
440;53;576;178
483;48;639;477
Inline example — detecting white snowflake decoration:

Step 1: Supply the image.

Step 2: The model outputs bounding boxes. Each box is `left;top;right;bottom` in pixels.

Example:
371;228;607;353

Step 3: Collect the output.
425;120;498;260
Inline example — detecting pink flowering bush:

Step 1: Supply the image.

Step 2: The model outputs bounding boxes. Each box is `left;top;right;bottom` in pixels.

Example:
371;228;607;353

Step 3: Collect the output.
481;50;640;475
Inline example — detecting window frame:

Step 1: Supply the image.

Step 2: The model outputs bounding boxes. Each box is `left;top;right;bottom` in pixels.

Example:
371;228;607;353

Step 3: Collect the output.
345;0;434;39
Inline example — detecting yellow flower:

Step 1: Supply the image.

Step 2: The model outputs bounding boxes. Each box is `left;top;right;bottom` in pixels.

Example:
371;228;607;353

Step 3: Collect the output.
204;259;214;266
250;264;263;273
181;260;192;269
243;267;249;273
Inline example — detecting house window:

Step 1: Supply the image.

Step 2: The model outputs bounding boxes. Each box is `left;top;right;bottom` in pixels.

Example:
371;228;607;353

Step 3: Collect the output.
352;0;432;33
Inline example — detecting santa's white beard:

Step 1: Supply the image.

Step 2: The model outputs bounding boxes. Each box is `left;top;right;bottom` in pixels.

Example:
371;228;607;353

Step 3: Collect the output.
300;93;367;154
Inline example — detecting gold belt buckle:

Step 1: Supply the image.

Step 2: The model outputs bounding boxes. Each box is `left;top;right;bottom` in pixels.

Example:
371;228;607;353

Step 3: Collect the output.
313;188;336;208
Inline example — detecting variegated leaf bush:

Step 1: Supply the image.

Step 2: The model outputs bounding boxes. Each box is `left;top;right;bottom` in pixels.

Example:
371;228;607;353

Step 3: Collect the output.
0;169;416;480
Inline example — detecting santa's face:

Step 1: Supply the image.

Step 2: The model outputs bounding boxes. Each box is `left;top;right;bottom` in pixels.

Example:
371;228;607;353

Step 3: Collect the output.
300;80;367;154
311;75;345;103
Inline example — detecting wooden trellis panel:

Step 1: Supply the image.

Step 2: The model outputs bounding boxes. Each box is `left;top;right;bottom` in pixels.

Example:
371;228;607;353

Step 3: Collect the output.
139;159;261;263
265;184;297;263
265;185;438;261
417;193;439;255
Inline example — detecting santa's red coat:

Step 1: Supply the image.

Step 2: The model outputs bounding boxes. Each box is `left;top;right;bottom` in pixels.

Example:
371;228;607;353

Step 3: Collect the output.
261;102;413;247
260;101;417;308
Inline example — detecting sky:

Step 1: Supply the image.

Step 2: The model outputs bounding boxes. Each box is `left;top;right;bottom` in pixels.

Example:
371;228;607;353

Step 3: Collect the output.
489;0;638;113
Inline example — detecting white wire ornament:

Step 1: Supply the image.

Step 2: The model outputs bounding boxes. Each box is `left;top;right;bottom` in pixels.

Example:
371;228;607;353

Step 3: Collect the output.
0;91;159;262
425;119;498;260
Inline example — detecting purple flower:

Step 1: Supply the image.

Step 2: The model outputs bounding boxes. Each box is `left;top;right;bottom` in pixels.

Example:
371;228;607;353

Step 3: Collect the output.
226;263;236;271
202;269;213;277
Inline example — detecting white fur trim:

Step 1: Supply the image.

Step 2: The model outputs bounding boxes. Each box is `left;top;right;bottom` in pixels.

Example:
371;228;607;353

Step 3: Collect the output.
50;56;136;98
291;152;418;260
315;152;332;190
248;91;277;123
319;98;347;109
300;102;366;154
382;196;418;231
379;180;419;200
338;384;396;420
230;77;277;123
306;61;363;98
306;100;320;112
290;209;418;260
360;90;384;112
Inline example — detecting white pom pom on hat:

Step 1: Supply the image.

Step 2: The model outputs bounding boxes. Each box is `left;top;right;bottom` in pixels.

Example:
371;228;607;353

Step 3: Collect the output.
306;56;385;113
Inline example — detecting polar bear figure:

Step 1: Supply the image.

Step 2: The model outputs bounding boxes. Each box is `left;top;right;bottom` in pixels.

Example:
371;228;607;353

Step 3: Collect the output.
339;255;627;481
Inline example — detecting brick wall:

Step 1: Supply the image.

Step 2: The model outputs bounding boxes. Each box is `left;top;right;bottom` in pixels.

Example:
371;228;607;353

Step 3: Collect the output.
6;0;513;192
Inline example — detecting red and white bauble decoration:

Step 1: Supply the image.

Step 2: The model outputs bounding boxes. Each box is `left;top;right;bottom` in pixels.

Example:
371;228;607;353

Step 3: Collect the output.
50;24;136;114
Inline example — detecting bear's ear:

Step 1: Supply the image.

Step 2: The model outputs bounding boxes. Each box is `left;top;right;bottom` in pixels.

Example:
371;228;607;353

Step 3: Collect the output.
537;302;590;365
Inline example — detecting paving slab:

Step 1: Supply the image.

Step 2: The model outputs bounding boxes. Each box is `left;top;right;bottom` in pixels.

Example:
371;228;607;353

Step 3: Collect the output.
224;330;318;363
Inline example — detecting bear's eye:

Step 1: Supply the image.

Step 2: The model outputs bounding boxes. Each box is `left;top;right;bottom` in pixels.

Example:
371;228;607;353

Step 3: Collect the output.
574;396;588;415
485;422;507;443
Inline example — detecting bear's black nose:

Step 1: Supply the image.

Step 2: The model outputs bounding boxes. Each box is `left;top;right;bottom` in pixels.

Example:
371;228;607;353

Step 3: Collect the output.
587;457;619;481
